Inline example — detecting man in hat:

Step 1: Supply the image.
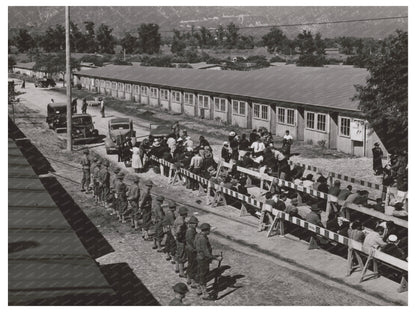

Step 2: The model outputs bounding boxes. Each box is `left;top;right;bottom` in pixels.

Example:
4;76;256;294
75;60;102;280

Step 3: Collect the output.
115;172;128;223
372;142;384;175
93;160;102;202
195;223;222;300
381;234;406;260
98;160;111;207
162;210;176;262
127;176;141;229
152;195;165;251
80;149;90;192
169;282;189;306
173;206;188;276
186;216;199;288
306;204;324;227
139;180;153;240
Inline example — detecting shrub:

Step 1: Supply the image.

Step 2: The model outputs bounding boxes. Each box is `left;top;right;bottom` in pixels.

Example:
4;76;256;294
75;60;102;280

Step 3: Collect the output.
270;55;286;62
318;140;326;149
76;83;82;90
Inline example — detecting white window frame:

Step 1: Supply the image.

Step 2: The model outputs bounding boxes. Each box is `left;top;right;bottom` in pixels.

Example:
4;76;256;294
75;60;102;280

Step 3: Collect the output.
305;111;328;133
141;86;148;96
184;93;195;106
277;107;286;124
125;84;131;93
277;107;296;126
100;80;105;87
214;97;227;112
286;109;296;126
231;100;247;116
171;91;181;103
150;87;158;98
339;116;351;138
117;82;124;91
105;81;111;89
111;82;117;90
253;103;269;121
133;85;140;94
198;95;210;109
160;89;169;101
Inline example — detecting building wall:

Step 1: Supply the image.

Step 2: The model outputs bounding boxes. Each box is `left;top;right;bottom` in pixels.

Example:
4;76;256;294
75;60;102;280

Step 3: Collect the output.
183;103;195;116
161;99;169;110
304;129;329;145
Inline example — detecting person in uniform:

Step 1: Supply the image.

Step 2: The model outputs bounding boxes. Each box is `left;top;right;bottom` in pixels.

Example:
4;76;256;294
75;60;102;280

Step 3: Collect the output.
152;195;165;251
107;167;120;214
173;206;188;276
372;142;384;175
195;223;222;300
89;156;99;194
115;172;128;223
98;160;111;207
93;160;102;203
163;202;177;261
80;149;90;192
169;282;189;306
81;98;88;114
162;213;176;262
127;176;141;229
186;216;199;288
139;180;153;240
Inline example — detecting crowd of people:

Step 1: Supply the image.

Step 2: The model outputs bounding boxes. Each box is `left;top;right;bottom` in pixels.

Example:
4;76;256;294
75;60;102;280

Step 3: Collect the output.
80;149;223;304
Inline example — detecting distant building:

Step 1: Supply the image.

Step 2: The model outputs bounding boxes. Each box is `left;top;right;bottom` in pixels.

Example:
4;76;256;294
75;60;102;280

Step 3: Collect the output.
74;65;386;157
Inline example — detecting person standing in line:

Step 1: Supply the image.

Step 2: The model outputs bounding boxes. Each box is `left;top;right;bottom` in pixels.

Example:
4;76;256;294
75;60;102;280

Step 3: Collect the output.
372;142;384;175
81;98;88;114
93;160;102;203
98;160;111;207
108;167;121;215
186;216;199;288
80;149;90;192
99;97;105;118
139;180;153;240
152;195;165;251
127;176;141;229
115;172;128;223
282;130;293;156
21;79;25;89
169;283;189;306
164;202;177;261
173;206;188;277
195;223;223;300
131;142;141;173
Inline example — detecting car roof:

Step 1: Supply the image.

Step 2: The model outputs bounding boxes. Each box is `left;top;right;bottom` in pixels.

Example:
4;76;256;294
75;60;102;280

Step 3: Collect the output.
73;114;92;118
110;118;130;124
47;102;67;108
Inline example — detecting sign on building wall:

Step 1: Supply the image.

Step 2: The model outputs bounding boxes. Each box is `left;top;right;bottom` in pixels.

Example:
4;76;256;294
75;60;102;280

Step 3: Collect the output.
351;119;365;141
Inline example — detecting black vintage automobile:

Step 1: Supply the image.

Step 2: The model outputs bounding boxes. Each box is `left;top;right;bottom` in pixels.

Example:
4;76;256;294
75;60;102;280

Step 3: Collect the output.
72;114;100;144
46;102;67;131
35;77;56;88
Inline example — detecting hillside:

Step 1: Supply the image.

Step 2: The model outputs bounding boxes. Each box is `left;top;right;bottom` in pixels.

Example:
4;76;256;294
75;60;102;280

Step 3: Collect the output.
8;6;407;39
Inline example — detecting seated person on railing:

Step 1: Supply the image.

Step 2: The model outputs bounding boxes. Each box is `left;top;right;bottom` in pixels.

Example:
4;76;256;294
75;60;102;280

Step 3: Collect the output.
237;152;258;169
236;175;249;195
250;136;265;158
202;146;217;172
197;135;210;150
340;190;369;217
362;226;387;253
263;144;276;170
381;234;406;260
326;215;350;236
230;135;240;162
367;197;385;213
238;133;250;158
348;220;365;242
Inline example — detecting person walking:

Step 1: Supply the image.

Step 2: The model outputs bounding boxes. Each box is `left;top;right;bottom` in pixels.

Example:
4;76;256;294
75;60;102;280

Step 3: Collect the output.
169;282;189;306
80;150;90;192
71;98;78;114
81;98;88;114
21;79;25;89
372;143;383;175
139;180;153;240
98;160;111;207
99;97;105;118
195;223;223;300
127;176;141;229
186;216;199;288
173;206;188;277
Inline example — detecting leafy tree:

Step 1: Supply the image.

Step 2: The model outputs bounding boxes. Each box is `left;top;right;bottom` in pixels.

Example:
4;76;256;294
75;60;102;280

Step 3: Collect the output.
14;29;35;52
296;30;326;67
171;29;187;55
262;27;288;54
80;55;104;67
39;25;65;52
354;30;408;153
96;23;115;53
197;26;214;48
225;22;239;48
80;21;97;53
69;21;84;53
215;25;226;46
33;53;80;86
138;23;161;54
120;32;137;54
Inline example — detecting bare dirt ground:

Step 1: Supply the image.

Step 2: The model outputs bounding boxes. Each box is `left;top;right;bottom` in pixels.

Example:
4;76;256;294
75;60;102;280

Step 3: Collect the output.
9;80;404;306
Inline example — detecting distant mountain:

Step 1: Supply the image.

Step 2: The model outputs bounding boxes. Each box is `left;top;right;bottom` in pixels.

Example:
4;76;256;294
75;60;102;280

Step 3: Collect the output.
8;6;408;39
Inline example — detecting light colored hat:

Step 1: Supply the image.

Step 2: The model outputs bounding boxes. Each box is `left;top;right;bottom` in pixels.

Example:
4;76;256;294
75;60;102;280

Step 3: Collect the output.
229;131;236;136
223;141;228;146
387;234;398;243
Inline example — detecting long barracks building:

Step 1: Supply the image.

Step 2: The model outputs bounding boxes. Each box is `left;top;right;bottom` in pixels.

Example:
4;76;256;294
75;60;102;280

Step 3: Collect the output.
74;64;386;157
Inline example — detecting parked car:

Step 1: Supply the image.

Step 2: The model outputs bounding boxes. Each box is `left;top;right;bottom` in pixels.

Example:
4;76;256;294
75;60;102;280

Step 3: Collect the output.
46;102;78;131
72;114;99;144
35;78;56;88
105;118;136;154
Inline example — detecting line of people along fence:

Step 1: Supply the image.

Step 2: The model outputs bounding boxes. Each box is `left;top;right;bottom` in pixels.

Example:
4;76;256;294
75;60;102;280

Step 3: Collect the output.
150;155;408;293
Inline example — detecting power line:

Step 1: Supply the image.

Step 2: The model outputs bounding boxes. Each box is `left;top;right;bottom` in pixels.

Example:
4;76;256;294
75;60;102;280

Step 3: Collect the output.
159;15;408;33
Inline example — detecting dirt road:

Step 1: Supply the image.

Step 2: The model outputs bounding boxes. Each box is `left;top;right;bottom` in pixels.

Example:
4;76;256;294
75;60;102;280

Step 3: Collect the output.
10;81;404;306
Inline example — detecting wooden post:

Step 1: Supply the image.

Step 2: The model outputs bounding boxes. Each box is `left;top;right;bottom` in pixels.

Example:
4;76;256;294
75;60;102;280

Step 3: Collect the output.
168;164;173;183
360;249;379;282
346;248;364;276
65;6;72;151
398;275;408;293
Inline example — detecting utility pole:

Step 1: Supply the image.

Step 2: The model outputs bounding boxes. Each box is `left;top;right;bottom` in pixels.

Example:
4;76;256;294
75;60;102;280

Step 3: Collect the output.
65;6;72;151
